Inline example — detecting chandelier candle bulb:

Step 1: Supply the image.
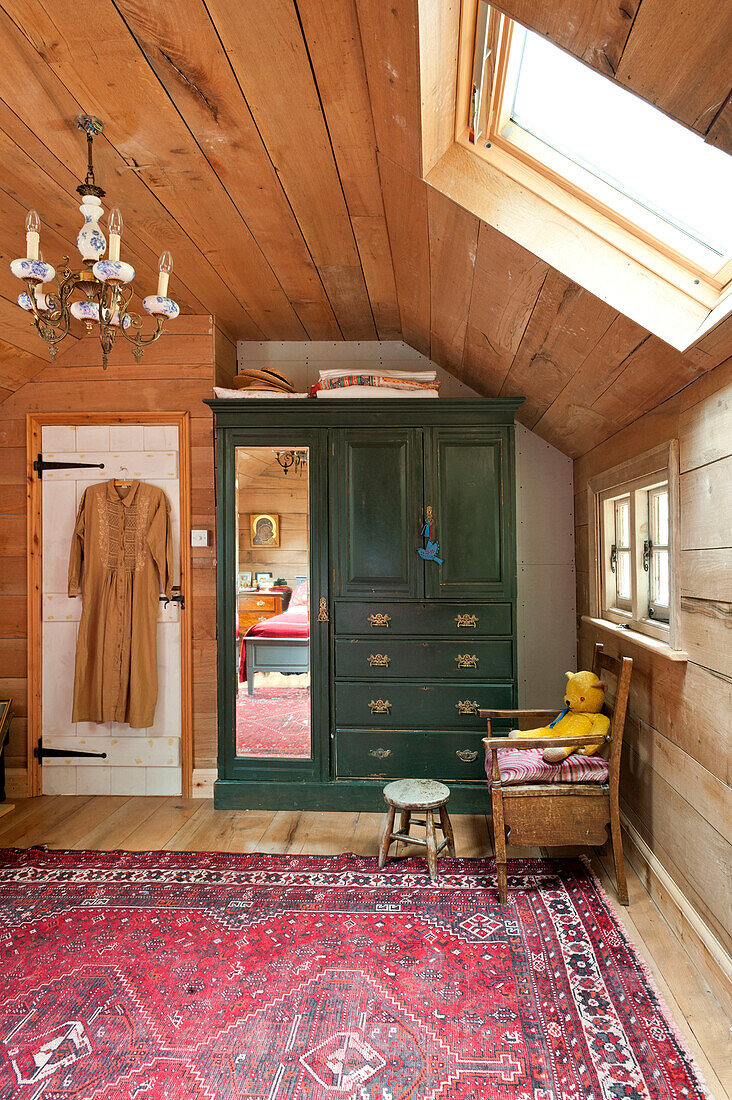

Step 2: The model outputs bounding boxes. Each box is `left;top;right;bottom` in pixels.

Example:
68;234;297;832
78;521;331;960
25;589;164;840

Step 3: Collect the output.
157;251;173;296
25;210;40;260
108;208;122;262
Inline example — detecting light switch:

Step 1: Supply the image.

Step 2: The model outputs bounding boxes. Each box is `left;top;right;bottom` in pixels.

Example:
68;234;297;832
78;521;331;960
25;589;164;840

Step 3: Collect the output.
191;528;210;547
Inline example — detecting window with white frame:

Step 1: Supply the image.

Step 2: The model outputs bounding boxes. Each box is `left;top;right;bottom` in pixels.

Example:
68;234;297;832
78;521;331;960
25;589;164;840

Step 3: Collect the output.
600;475;671;641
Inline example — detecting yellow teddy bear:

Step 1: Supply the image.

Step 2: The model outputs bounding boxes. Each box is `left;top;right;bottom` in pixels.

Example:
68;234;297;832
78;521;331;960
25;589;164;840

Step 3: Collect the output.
512;670;610;765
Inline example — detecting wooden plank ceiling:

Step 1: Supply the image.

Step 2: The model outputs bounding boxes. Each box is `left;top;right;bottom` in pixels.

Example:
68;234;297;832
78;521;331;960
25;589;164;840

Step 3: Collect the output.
0;0;729;457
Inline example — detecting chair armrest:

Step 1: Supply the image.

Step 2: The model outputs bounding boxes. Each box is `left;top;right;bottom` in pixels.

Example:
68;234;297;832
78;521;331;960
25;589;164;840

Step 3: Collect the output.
483;733;609;750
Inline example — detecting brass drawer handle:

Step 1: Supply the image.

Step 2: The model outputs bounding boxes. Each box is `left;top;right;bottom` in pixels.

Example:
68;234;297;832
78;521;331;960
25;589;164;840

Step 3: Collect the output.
455;653;478;668
370;747;392;759
368;653;390;667
456;748;479;762
455;699;479;715
256;599;265;607
369;698;391;714
455;613;478;628
368;613;391;628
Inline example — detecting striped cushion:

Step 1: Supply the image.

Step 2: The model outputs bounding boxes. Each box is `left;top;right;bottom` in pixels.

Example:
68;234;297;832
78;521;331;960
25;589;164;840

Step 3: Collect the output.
487;746;609;785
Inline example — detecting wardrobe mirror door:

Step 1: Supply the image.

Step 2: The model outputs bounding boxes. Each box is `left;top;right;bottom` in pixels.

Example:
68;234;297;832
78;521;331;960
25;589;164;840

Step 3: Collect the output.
234;445;311;760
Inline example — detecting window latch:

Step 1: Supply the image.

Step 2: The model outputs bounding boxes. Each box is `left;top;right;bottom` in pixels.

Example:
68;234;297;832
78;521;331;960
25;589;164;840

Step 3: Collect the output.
610;543;617;574
642;539;652;572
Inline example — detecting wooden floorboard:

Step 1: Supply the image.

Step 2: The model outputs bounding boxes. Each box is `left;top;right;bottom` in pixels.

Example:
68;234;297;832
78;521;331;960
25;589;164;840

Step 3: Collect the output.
1;795;729;1097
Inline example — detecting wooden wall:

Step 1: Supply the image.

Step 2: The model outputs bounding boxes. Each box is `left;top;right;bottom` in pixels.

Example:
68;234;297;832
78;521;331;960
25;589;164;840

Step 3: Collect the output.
574;357;732;957
0;316;231;792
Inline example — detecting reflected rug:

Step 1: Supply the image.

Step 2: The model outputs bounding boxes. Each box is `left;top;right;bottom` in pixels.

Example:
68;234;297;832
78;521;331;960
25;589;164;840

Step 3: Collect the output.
235;684;310;758
0;849;710;1099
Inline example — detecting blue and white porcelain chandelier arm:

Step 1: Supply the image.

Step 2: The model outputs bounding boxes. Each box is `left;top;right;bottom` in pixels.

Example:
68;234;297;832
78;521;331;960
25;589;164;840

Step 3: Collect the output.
10;115;178;369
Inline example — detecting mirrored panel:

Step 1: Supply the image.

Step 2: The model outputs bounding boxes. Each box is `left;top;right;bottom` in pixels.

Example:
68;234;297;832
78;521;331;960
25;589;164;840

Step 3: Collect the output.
235;446;311;759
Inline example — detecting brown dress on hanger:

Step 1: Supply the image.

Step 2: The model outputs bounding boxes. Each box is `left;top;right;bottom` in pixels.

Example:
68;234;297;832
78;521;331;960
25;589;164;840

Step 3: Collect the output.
68;480;174;728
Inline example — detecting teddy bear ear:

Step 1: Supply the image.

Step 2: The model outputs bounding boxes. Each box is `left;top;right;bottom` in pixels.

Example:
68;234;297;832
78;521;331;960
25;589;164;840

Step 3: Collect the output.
565;671;574;680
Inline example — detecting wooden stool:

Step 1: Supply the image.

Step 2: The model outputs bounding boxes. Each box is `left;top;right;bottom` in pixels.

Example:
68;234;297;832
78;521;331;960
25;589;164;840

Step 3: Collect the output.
378;779;455;882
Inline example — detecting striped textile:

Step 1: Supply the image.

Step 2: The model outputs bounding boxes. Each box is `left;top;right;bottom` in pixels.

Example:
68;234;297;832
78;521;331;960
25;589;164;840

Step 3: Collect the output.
318;374;440;391
487;746;609;785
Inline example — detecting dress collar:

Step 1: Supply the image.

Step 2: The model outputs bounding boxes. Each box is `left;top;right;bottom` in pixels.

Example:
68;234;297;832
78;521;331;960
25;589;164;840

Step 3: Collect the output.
107;479;140;507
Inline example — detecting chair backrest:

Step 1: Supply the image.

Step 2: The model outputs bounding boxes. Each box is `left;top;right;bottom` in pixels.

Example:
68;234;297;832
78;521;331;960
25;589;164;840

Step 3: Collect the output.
591;642;633;788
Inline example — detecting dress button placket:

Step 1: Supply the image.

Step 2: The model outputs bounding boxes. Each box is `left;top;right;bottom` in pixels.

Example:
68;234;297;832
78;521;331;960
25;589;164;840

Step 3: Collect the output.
115;503;125;717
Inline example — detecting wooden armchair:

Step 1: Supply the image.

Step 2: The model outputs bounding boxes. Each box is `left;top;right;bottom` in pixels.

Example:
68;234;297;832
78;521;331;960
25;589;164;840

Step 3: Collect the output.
481;643;633;905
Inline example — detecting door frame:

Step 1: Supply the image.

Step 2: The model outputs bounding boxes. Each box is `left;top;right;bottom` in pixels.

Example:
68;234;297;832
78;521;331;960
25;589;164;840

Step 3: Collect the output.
26;411;194;797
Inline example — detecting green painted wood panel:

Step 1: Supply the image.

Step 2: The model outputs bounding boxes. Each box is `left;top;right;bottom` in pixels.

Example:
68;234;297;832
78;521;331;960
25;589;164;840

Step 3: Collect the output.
335;730;506;781
331;429;422;597
424;427;515;599
334;681;514;729
335;638;513;679
333;600;512;636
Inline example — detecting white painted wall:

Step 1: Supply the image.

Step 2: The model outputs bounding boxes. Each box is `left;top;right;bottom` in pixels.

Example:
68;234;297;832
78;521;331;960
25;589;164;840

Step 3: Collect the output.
237;341;577;708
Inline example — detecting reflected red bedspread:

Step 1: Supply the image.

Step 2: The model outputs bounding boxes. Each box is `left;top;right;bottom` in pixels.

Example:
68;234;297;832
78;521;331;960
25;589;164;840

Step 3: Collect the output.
239;603;310;681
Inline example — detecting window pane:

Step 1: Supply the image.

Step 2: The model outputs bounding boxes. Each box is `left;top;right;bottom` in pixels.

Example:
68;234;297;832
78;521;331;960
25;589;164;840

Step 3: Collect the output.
651;487;669;546
615;499;630;548
509;29;732;258
650;548;669;609
616;548;631;600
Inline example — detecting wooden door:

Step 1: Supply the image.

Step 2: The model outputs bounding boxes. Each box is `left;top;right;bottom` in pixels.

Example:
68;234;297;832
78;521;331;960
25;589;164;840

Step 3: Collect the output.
331;429;423;597
424;426;515;599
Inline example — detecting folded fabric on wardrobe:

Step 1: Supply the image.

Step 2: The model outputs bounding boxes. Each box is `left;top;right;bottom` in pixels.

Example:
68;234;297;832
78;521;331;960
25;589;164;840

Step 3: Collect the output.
318;367;437;382
318;374;440;392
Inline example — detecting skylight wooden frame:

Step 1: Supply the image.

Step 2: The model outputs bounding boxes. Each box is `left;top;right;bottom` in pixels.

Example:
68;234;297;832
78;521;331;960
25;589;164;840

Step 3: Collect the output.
456;1;732;313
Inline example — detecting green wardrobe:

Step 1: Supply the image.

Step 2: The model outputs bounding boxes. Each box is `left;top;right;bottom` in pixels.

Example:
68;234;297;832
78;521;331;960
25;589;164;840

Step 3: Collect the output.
209;397;521;811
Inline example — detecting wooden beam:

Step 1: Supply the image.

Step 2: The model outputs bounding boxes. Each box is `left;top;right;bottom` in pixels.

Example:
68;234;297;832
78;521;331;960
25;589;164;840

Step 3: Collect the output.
463;221;547;395
355;0;422;176
419;0;461;174
492;0;640;78
297;0;400;338
204;0;376;340
616;0;732;135
426;187;479;372
498;270;617;427
113;0;342;340
378;154;430;356
0;0;304;339
591;336;705;430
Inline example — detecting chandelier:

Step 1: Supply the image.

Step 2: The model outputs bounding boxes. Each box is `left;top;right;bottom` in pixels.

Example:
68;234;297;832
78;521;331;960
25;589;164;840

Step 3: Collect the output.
10;115;179;369
275;449;308;476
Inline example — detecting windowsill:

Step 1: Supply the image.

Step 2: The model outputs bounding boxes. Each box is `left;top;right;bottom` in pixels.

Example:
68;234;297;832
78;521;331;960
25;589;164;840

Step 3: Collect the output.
581;616;688;662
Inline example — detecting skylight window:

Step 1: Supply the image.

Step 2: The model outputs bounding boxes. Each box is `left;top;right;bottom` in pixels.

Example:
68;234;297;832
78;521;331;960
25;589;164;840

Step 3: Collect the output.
504;25;732;268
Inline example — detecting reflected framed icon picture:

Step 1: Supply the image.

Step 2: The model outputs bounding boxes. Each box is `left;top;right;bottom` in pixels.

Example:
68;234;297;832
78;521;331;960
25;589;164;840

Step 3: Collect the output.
250;513;279;547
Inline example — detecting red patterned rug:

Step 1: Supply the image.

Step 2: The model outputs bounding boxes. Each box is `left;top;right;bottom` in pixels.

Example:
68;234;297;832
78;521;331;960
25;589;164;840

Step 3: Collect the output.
0;849;709;1099
236;685;310;758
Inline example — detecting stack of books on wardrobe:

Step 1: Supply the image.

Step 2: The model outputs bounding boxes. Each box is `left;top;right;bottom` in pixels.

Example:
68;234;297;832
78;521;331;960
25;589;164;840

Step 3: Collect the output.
312;367;440;398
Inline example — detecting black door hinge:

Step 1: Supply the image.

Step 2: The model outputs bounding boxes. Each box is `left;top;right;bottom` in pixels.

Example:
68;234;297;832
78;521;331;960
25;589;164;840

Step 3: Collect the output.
160;588;185;611
34;453;105;479
35;737;107;761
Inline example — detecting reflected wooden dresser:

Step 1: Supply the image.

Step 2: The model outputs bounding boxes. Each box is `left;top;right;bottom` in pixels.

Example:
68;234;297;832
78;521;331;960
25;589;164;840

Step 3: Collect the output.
238;590;285;635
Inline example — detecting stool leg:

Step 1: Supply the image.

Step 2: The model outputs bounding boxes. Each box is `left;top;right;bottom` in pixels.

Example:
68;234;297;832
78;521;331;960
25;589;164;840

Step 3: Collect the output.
438;805;455;857
425;809;438;882
378;805;395;869
398;809;411;851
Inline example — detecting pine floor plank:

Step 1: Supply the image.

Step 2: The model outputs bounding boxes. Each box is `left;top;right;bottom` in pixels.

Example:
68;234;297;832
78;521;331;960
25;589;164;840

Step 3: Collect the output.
119;797;202;851
255;810;302;854
74;796;168;850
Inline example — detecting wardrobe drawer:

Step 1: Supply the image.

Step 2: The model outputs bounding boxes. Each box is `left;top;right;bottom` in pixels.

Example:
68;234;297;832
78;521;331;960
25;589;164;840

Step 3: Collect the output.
334;730;508;781
335;638;513;679
333;601;512;636
334;681;514;729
